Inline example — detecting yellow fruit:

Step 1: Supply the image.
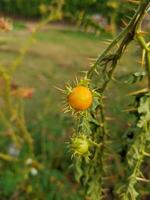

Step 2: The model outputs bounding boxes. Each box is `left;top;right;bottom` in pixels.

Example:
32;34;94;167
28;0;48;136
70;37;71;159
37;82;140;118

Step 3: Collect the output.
68;86;92;111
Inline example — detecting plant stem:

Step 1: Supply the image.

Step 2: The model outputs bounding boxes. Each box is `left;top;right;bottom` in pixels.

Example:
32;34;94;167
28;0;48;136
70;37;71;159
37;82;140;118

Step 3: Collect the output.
87;0;150;79
86;0;150;199
136;33;150;91
146;52;150;91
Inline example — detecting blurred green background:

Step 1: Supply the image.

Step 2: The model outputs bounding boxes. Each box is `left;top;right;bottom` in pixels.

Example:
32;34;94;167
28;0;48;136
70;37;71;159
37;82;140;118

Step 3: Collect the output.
0;0;150;200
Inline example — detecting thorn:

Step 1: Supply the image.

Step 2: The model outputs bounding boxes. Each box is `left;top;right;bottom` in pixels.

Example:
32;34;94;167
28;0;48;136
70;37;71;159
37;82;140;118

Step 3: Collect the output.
104;39;113;42
136;177;150;183
139;171;145;179
54;86;65;93
94;68;99;75
126;88;148;96
111;75;117;81
80;70;88;75
103;41;111;45
138;31;149;36
105;116;115;121
126;15;132;20
75;76;79;85
137;60;145;65
127;0;140;4
123;108;137;112
89;63;94;67
116;43;120;48
64;110;70;113
65;85;72;93
143;152;150;157
121;27;125;31
121;19;128;27
88;57;96;62
102;96;107;99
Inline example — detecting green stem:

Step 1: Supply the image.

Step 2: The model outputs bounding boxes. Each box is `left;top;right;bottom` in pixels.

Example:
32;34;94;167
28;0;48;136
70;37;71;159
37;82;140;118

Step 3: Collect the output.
146;52;150;91
136;34;150;91
86;1;150;199
87;0;150;79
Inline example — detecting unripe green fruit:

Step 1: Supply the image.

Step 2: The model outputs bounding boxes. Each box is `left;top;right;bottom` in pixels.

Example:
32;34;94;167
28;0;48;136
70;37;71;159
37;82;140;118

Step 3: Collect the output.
70;135;89;156
74;139;89;155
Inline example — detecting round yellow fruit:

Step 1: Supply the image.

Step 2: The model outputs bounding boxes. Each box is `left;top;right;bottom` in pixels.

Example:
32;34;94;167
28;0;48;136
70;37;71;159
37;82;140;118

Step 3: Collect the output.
68;86;93;111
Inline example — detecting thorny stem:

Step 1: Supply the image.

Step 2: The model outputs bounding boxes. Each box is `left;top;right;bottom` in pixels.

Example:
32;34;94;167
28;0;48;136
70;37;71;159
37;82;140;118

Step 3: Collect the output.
99;33;132;93
146;52;150;91
118;2;150;199
136;9;150;91
87;0;149;80
119;4;150;198
120;121;149;200
85;0;150;199
136;33;150;90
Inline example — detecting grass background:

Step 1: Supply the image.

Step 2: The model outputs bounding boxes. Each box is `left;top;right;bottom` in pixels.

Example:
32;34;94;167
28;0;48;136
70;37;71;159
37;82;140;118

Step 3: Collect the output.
0;21;148;199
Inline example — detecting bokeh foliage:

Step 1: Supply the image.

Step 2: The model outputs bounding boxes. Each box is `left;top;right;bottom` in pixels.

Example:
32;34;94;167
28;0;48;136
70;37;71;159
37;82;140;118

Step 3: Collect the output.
0;0;135;25
0;0;150;200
